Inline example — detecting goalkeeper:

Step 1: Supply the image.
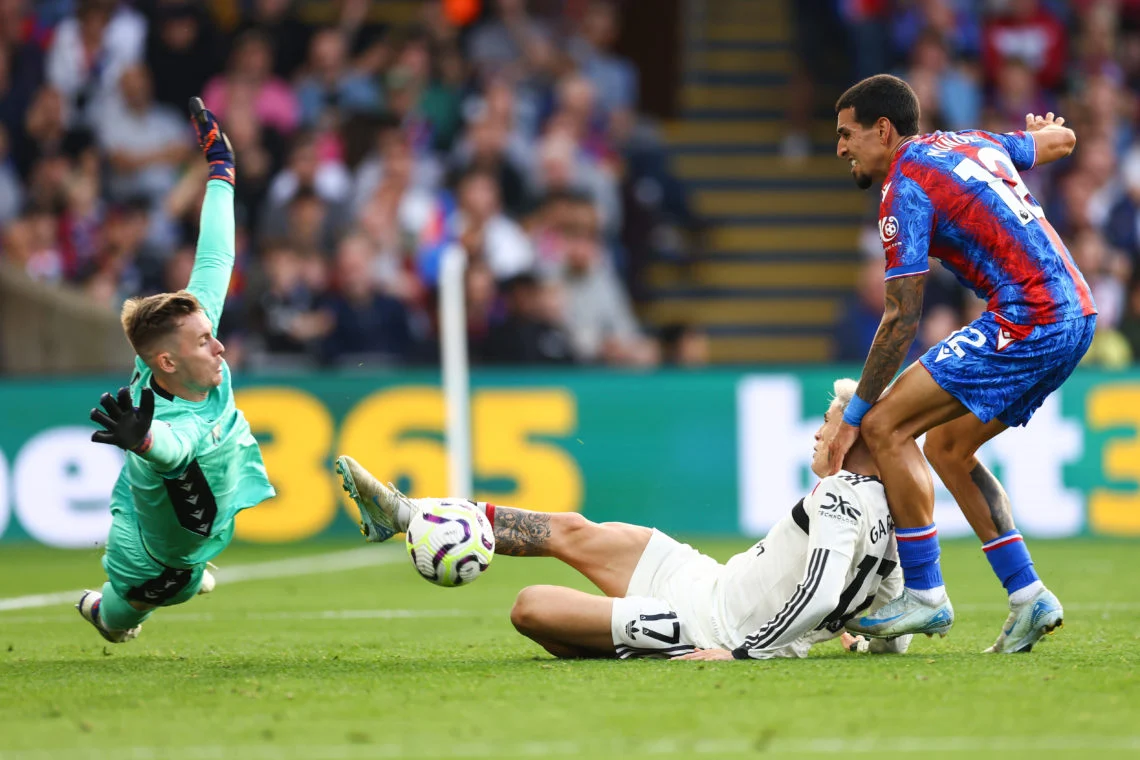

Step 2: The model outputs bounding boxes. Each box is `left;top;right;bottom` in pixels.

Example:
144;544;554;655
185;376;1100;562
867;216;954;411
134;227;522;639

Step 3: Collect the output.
78;98;274;644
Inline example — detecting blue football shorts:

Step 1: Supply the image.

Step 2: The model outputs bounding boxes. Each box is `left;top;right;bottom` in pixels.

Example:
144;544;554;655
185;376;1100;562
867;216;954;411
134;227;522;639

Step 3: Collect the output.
918;312;1096;428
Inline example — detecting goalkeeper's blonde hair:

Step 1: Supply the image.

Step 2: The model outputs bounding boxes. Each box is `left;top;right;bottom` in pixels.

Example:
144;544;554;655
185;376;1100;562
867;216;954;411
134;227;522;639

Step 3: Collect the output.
830;378;859;415
120;290;203;358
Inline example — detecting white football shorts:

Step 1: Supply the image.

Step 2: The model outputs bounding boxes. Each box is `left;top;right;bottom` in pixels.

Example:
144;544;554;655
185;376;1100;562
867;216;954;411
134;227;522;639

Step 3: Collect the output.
610;529;732;658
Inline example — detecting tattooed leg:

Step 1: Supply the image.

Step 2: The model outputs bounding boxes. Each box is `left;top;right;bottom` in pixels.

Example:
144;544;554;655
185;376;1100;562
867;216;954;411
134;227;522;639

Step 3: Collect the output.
492;507;555;557
923;415;1012;543
492;508;652;597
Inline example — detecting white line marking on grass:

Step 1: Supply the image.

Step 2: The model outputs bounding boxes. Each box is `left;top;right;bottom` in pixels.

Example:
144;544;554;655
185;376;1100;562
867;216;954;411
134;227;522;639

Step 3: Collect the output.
0;609;476;625
2;736;1139;759
0;546;403;613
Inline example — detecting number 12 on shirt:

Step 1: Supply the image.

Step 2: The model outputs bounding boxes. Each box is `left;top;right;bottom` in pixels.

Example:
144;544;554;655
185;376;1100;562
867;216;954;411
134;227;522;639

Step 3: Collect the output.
953;146;1044;226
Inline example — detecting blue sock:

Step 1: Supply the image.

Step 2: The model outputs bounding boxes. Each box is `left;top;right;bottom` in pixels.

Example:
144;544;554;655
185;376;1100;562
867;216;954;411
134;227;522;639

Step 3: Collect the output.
97;582;153;630
982;530;1039;595
896;524;944;590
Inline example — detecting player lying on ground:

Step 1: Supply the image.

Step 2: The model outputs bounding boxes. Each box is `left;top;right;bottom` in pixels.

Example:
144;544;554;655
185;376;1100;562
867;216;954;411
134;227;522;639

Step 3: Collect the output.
78;98;275;643
828;75;1089;652
336;379;910;660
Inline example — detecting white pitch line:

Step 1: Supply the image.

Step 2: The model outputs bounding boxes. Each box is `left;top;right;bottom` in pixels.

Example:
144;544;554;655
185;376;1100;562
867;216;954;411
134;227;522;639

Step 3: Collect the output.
0;608;478;625
2;735;1139;760
0;546;403;613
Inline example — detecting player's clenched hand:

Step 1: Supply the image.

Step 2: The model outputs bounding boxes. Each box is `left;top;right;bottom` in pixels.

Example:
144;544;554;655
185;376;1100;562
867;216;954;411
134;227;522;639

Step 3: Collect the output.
673;648;735;661
1025;112;1065;132
90;387;155;453
826;422;860;476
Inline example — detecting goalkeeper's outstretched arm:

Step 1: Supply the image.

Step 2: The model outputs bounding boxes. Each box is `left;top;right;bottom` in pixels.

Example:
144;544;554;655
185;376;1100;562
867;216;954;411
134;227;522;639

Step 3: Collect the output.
185;97;236;334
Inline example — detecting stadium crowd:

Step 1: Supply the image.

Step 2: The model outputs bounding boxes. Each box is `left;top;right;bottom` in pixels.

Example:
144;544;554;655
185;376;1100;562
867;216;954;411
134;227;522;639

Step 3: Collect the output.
808;0;1140;367
3;0;1140;370
0;0;698;371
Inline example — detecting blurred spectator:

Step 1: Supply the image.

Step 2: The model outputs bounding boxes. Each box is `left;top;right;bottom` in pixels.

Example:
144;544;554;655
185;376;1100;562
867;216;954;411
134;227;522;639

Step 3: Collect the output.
567;1;638;129
295;27;382;130
903;28;981;131
1106;144;1140;269
249;239;332;365
1071;228;1128;329
222;99;278;233
892;0;982;62
353;127;439;264
82;198;164;304
418;43;467;154
5;206;64;282
0;15;47;166
321;234;416;365
450;112;532;217
0;123;21;225
234;0;312;81
261;131;352;247
835;259;887;363
1120;272;1140;359
982;0;1066;90
658;323;710;367
840;0;892;83
97;64;191;204
281;187;340;259
46;0;145;129
467;0;557;82
990;56;1052;129
201;29;299;138
20;85;95;181
534;130;620;239
481;271;576;364
454;166;534;280
144;2;219;113
556;194;655;366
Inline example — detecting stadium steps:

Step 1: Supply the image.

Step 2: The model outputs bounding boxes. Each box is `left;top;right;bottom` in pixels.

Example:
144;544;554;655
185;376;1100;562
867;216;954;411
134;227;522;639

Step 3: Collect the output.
644;0;862;364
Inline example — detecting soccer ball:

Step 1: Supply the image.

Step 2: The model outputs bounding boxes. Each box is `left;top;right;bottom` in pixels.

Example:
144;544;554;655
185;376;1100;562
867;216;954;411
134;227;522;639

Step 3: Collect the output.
405;501;495;587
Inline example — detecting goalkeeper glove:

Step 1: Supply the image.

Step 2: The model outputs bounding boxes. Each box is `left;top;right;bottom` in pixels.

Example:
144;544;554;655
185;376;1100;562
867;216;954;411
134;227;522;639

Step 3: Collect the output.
189;96;235;185
90;387;156;454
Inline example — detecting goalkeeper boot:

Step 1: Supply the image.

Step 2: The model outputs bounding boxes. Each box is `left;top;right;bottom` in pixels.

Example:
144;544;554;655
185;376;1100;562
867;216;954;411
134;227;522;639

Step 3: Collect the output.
846;588;954;639
335;455;422;543
984;587;1063;654
76;590;141;644
188;96;235;185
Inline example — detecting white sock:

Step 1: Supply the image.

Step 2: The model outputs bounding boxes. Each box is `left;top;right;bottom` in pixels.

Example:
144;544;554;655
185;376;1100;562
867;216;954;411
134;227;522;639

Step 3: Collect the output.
395;502;415;532
907;585;947;606
1009;580;1045;606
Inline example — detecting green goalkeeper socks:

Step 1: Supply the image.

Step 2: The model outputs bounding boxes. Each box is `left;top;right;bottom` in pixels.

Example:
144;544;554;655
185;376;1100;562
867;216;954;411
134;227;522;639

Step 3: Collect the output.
97;583;154;631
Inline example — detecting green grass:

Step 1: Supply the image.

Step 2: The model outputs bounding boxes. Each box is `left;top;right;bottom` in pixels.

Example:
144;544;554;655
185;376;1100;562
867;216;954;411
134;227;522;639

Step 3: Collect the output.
0;539;1138;759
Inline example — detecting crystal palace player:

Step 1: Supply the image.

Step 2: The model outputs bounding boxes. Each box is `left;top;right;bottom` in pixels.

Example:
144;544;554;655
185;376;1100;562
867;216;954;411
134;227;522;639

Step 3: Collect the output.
828;74;1095;652
337;380;911;661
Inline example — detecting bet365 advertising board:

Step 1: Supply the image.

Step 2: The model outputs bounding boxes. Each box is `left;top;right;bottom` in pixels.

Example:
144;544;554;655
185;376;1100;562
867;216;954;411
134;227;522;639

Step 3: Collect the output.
0;368;1137;547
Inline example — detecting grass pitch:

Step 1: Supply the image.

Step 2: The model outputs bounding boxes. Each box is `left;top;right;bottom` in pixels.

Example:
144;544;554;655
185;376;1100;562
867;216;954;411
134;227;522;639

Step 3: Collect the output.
0;538;1137;759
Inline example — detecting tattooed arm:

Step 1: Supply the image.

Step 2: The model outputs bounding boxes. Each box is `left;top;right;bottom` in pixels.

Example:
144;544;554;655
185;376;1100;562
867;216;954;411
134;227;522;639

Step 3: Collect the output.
492;507;553;556
854;273;926;407
825;273;925;475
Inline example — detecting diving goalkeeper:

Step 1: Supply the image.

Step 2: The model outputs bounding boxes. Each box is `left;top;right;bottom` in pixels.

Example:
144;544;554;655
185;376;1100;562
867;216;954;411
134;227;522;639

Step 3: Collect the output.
78;98;274;644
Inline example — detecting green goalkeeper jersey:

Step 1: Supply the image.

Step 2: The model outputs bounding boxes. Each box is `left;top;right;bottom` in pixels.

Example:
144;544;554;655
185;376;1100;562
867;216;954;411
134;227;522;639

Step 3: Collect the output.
109;181;274;568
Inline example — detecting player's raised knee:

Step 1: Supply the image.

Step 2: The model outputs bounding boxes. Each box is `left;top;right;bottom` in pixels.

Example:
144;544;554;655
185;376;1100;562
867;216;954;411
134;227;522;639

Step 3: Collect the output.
510;585;555;634
861;404;911;451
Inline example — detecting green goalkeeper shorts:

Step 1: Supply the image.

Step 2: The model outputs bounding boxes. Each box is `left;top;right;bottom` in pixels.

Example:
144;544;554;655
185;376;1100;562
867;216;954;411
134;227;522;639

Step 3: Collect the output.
102;509;207;607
